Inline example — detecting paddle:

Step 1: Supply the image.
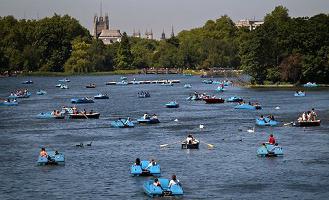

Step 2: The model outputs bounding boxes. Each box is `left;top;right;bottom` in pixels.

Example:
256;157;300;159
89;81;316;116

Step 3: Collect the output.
283;122;293;126
160;141;183;148
80;112;88;119
200;140;215;148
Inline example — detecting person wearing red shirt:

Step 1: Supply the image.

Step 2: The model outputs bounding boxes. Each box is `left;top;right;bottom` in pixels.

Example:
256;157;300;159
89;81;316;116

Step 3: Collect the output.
268;134;276;144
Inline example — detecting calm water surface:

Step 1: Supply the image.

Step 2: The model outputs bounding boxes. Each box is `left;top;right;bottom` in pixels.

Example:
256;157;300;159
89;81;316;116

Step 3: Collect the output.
0;75;328;200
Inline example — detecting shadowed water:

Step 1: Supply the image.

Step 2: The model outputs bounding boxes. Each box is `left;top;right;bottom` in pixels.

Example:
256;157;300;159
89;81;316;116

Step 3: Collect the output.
0;75;329;200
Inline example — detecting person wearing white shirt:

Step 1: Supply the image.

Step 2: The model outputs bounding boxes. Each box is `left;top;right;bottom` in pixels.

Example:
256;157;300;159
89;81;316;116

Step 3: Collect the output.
168;174;180;188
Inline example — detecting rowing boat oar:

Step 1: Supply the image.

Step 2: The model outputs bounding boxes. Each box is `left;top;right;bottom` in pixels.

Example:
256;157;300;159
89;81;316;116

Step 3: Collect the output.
160;141;183;148
200;141;214;148
283;122;293;126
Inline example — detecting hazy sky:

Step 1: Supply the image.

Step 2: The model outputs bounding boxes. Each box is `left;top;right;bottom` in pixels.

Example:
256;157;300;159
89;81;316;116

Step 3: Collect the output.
1;0;328;38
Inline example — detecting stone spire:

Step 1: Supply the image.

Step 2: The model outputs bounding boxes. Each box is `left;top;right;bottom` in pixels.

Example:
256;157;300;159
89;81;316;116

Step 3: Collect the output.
161;28;166;40
171;25;174;37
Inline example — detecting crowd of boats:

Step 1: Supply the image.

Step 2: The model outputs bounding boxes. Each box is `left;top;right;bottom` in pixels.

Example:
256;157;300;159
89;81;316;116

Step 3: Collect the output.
2;76;324;197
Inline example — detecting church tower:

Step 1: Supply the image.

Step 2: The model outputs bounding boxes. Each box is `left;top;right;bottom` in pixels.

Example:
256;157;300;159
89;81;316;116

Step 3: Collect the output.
161;29;166;40
171;25;175;38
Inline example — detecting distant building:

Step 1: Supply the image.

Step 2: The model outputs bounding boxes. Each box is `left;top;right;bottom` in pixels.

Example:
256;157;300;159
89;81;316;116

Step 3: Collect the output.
145;29;153;40
132;29;141;38
92;11;122;44
235;19;264;30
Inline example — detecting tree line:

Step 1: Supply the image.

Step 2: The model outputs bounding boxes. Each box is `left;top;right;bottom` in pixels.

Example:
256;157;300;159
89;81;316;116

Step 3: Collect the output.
0;6;328;84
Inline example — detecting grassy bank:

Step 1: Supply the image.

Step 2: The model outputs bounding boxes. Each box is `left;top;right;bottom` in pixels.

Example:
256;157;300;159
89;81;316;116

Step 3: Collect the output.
22;69;141;76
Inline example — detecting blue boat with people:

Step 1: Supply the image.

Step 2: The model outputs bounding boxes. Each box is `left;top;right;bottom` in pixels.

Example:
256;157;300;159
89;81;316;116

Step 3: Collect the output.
226;96;243;102
36;90;47;95
94;94;109;99
36;112;65;119
111;118;135;128
9;91;31;98
137;114;160;124
131;160;161;176
303;82;317;87
215;86;226;92
202;79;213;84
37;149;65;165
58;78;70;82
71;97;94;104
235;102;262;110
0;100;18;106
143;178;183;197
165;101;179;108
256;117;279;126
22;80;33;84
257;143;283;157
294;91;305;97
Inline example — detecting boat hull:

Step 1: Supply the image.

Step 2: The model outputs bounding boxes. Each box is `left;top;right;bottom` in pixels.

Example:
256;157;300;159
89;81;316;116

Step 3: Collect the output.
143;179;183;197
69;113;100;119
296;120;321;127
71;98;94;104
137;118;160;124
235;104;261;110
181;142;199;149
256;118;279;126
131;160;161;176
37;151;65;166
257;143;283;157
203;98;225;104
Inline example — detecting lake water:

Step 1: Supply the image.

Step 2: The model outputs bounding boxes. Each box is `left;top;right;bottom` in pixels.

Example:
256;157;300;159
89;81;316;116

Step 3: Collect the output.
0;75;328;200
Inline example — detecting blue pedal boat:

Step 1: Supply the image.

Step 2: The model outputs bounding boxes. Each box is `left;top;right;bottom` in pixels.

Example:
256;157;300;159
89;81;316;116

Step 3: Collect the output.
215;87;226;92
0;101;18;106
94;94;109;99
9;92;31;99
294;92;305;97
22;80;33;84
37;150;65;165
235;103;262;110
58;78;70;82
36;90;47;95
202;79;213;84
165;101;179;108
143;178;183;197
111;119;135;128
256;118;279;126
226;96;243;102
303;82;317;87
257;143;283;157
71;97;94;104
137;117;160;124
37;112;65;119
131;160;161;176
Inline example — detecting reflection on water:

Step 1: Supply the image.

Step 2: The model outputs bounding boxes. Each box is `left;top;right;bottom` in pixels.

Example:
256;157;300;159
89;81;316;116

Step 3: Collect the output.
0;75;329;199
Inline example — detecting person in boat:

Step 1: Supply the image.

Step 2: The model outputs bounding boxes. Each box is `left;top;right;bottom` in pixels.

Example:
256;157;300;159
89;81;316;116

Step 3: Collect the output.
259;115;267;123
269;115;275;120
268;134;276;145
168;174;180;188
40;148;48;157
124;117;131;125
83;109;87;114
307;111;312;121
310;108;317;121
153;178;163;189
151;114;158;119
146;159;157;169
302;112;307;121
186;134;194;144
135;158;141;166
143;113;150;119
89;110;93;114
72;106;78;114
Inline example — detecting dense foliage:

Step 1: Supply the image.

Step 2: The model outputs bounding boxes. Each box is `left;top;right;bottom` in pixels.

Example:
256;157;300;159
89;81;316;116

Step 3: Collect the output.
1;7;329;84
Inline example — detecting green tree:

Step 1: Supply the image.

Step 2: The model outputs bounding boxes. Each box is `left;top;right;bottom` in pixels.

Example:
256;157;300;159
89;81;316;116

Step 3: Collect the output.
115;32;132;69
